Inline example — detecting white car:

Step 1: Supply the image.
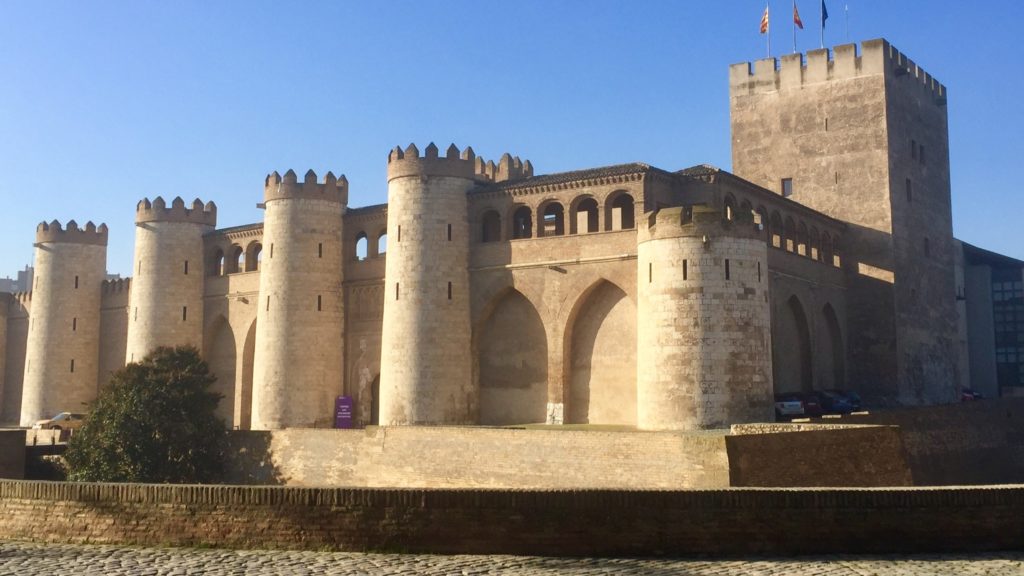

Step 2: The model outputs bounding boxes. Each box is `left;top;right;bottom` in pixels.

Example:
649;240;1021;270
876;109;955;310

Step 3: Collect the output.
31;412;87;431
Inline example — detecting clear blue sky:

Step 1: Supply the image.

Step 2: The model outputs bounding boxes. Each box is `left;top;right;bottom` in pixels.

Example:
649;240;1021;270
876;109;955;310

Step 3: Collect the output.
1;1;1021;277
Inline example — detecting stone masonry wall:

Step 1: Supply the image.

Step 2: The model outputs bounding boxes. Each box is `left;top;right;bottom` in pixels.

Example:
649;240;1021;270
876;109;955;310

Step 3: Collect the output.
0;295;28;425
0;481;1021;556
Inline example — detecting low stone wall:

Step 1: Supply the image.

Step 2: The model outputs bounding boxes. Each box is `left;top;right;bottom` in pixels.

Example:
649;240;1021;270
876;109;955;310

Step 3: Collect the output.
0;480;1021;556
0;431;23;479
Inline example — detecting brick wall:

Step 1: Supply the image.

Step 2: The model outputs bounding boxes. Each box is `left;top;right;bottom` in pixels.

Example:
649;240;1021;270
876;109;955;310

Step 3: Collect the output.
0;480;1021;555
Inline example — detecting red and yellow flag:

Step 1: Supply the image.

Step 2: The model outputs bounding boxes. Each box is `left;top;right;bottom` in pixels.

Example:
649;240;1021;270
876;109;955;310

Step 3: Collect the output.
760;5;770;34
794;2;804;29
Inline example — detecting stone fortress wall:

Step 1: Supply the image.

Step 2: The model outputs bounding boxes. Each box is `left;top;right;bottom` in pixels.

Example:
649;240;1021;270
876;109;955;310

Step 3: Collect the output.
0;39;1000;431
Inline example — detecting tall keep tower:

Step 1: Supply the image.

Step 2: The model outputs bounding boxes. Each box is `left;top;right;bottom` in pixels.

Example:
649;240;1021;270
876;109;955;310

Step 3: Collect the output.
730;39;957;404
379;143;475;425
637;204;773;430
125;197;216;363
251;169;346;430
20;221;108;426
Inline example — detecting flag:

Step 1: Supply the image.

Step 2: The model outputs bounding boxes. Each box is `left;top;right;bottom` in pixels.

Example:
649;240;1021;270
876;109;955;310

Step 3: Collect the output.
794;2;804;29
760;4;770;34
822;0;829;27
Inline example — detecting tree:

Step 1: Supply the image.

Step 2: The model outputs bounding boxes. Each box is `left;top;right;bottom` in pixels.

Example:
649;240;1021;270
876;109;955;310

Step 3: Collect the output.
65;346;226;483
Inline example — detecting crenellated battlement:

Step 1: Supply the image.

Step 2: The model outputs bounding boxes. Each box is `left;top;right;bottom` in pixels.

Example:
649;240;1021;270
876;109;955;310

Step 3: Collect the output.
263;169;348;205
102;277;131;295
386;143;534;183
136;197;217;226
35;220;109;246
730;38;946;104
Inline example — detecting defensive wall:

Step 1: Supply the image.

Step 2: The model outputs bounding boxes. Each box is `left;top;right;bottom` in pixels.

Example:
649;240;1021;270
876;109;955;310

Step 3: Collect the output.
0;480;1020;556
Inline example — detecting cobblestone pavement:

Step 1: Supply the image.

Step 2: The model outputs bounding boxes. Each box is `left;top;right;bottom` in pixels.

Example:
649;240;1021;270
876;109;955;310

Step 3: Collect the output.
1;541;1023;575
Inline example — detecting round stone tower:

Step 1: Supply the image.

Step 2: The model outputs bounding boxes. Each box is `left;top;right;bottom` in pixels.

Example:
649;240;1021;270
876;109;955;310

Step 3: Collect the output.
125;197;216;363
251;169;346;430
20;220;108;426
637;204;773;430
379;143;476;425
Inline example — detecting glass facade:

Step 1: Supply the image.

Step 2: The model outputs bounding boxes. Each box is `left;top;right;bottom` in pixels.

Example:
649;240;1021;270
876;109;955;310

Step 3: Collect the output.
993;268;1024;389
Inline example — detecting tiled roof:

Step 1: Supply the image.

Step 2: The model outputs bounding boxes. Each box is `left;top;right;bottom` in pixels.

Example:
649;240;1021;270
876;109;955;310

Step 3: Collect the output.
474;162;655;193
677;164;723;177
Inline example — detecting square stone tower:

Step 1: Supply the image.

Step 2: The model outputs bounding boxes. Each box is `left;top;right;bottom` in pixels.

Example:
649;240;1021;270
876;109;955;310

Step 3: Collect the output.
730;39;958;404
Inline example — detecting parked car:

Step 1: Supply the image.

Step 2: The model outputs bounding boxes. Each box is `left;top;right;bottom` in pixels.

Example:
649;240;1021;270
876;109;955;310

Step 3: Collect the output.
774;394;805;421
819;390;856;414
797;392;825;417
960;389;984;401
31;412;86;431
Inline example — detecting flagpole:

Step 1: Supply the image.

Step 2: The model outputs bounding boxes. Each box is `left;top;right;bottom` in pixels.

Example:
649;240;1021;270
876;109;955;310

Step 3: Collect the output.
820;1;824;48
793;0;797;53
767;1;771;58
845;4;849;42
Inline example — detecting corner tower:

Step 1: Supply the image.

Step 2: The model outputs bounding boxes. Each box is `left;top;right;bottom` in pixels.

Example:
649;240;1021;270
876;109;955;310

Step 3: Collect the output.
20;221;108;426
251;169;346;429
379;143;475;425
730;39;957;404
637;204;773;430
125;197;216;363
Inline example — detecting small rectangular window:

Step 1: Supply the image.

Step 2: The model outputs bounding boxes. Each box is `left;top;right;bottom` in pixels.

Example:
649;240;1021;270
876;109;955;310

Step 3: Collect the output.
781;178;793;198
70;359;75;373
447;282;452;300
317;295;322;311
447;224;452;241
648;262;652;283
270;244;274;258
725;259;731;280
74;275;79;289
182;306;188;321
398;225;401;242
683;259;688;281
906;178;913;202
266;296;270;311
318;243;323;258
395;283;400;300
184;260;189;275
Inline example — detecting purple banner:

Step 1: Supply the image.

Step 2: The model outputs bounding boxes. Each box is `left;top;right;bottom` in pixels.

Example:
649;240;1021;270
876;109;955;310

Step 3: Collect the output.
334;395;354;429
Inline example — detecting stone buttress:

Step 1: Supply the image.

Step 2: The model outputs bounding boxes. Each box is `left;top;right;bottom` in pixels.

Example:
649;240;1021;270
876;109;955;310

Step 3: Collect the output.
20;221;108;426
251;169;347;429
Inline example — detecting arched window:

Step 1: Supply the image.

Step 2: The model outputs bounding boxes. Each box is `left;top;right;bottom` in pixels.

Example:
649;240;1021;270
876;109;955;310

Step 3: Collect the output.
821;232;834;265
212;249;225;276
245;242;262;272
538;202;564;237
724;195;737;221
770;212;784;249
809;227;821;261
606;192;635;231
755;206;768;239
784;217;797;253
797;221;809;257
571;197;599;234
377;230;388;255
229;245;244;274
739;200;753;226
512;206;532;239
832;236;842;267
355;232;368;260
481;210;501;242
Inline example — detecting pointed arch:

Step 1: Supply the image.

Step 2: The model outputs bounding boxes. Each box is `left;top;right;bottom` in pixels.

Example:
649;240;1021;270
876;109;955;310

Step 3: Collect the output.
476;288;548;425
820;303;845;389
238;319;257;430
204;315;236;427
564;279;637;425
772;294;813;394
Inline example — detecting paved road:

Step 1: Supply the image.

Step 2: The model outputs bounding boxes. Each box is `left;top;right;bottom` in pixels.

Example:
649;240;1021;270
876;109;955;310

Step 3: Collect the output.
1;541;1023;575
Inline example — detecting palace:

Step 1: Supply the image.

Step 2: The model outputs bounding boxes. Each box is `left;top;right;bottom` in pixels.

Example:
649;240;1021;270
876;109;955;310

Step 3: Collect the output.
1;39;1021;430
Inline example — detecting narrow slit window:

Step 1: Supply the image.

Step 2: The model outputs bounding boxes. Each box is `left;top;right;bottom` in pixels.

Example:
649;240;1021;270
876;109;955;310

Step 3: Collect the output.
72;318;77;331
134;307;138;321
184;260;189;275
318;242;323;258
74;275;79;289
835;172;839;185
447;281;452;300
648;262;653;283
397;225;401;242
725;259;731;280
182;306;188;321
266;296;270;311
447;224;452;241
824;117;829;131
683;259;688;281
70;359;75;373
758;261;762;283
317;294;322;311
395;283;400;300
270;244;274;258
781;178;793;198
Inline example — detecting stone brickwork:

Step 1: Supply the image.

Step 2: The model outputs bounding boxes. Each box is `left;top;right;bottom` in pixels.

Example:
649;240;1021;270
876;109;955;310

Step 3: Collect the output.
252;170;346;430
125;198;215;363
0;294;28;425
0;480;1022;556
20;221;107;426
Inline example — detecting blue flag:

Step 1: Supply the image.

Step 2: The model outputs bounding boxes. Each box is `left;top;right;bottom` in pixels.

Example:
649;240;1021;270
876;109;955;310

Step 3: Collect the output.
822;0;829;26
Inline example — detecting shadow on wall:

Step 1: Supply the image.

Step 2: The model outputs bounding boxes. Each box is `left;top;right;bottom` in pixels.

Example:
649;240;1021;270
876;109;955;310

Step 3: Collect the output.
222;431;285;485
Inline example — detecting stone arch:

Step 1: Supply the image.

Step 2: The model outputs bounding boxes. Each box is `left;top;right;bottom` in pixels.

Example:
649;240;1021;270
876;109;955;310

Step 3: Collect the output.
755;205;769;241
570;195;600;235
481;210;502;242
797;221;809;257
212;248;225;276
723;194;737;221
204;315;236;427
784;217;797;253
238;319;256;430
773;294;813;394
537;200;565;237
355;232;368;260
565;280;637;425
821;232;834;265
227;245;243;274
818;303;845;389
605;191;635;231
809;227;821;261
769;211;784;248
476;288;548;425
832;236;842;267
244;242;262;272
376;229;388;255
511;205;533;239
